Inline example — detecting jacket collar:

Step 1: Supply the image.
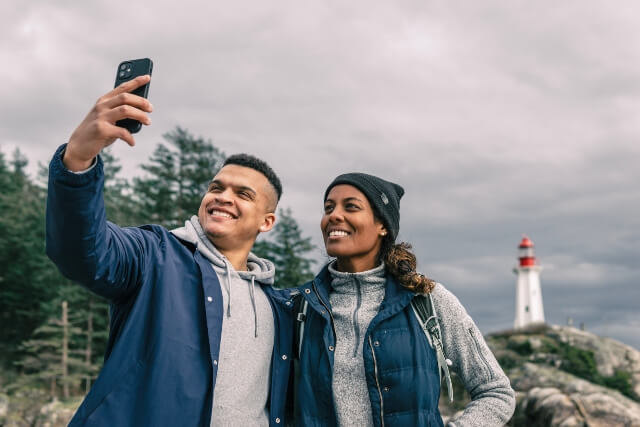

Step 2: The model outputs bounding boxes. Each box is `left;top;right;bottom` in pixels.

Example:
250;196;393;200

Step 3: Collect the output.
309;263;415;313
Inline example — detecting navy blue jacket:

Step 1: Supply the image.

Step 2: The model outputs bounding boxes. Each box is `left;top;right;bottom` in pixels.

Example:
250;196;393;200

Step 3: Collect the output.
46;145;294;426
296;266;443;427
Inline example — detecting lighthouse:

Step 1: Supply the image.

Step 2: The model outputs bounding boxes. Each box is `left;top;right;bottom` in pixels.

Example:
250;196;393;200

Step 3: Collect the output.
513;235;545;329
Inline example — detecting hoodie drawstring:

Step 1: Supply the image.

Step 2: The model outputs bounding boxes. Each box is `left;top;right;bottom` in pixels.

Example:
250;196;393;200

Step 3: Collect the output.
222;257;258;337
173;217;272;338
249;275;258;338
224;261;232;318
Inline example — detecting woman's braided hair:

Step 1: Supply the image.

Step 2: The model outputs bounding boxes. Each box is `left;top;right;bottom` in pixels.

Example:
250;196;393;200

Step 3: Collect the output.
377;235;436;294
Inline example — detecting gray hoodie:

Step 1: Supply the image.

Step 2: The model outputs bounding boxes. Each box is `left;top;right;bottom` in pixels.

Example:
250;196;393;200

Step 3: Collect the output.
172;216;276;427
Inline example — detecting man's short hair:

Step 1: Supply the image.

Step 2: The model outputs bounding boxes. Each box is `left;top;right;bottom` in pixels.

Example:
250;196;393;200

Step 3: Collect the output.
223;154;282;202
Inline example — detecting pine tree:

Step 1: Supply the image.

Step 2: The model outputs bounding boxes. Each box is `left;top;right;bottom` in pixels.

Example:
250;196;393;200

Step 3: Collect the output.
14;301;86;399
0;149;57;367
133;127;225;229
253;207;317;288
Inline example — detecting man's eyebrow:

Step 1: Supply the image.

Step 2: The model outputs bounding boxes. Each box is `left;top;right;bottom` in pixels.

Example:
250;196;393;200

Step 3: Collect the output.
208;180;257;196
236;185;257;196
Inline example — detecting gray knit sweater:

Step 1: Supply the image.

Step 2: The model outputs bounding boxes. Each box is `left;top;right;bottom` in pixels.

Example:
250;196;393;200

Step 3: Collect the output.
328;262;386;427
327;262;515;427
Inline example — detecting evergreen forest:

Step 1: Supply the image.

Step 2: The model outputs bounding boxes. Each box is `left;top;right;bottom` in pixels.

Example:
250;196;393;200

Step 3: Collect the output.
0;127;316;406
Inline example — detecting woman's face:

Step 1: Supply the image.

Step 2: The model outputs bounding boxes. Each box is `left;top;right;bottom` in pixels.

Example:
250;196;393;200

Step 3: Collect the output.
321;184;386;271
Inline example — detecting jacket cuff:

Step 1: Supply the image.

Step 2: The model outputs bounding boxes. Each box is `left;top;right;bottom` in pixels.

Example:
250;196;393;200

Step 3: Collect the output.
49;143;103;186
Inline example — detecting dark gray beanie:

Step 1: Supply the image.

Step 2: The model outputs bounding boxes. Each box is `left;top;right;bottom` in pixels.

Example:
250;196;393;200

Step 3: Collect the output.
324;172;405;240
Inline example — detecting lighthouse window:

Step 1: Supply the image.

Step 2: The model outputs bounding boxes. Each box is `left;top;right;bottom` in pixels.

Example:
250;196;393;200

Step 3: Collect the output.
525;306;529;312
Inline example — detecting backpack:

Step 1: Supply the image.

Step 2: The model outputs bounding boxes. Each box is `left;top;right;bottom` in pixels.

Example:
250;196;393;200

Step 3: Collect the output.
293;292;454;402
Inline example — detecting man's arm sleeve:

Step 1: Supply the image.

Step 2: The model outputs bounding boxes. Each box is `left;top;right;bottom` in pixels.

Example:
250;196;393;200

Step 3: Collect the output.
46;144;156;301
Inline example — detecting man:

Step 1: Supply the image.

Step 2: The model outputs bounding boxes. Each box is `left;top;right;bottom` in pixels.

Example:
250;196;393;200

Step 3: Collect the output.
46;75;294;426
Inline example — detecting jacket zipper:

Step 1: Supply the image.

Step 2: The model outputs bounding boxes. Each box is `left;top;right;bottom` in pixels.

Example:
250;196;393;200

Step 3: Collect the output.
352;278;362;357
312;281;337;344
468;327;491;379
368;335;385;427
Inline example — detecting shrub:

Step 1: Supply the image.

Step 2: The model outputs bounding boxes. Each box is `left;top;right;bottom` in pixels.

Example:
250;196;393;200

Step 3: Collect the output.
507;339;533;356
601;370;637;401
559;343;598;380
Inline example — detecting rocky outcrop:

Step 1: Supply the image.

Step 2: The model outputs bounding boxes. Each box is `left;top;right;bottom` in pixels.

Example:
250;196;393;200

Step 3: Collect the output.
440;324;640;426
512;364;640;426
544;326;640;398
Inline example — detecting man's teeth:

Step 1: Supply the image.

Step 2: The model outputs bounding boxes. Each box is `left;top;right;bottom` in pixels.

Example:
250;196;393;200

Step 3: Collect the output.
212;210;233;219
329;230;349;237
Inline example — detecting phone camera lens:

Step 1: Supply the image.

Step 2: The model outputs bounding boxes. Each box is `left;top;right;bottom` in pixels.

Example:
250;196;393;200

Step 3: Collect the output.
120;64;127;71
119;71;125;77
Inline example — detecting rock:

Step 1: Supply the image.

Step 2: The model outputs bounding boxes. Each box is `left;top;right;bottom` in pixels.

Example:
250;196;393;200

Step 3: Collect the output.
38;398;77;427
483;325;640;426
0;393;8;418
546;325;640;397
519;385;640;427
521;387;585;426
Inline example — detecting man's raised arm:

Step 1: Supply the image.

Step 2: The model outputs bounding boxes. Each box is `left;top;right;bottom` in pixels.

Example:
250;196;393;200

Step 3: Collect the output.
46;76;155;301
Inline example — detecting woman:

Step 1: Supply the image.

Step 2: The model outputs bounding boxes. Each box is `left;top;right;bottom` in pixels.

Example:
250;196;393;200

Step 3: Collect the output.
295;173;515;426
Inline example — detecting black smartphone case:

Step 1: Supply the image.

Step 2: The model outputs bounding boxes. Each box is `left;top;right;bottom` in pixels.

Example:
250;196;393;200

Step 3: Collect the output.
113;58;153;134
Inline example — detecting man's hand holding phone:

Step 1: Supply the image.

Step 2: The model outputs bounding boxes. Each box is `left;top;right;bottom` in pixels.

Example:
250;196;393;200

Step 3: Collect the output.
63;75;153;172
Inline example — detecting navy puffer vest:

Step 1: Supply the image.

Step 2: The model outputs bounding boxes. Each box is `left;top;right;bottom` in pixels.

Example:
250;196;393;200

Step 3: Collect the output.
296;266;443;427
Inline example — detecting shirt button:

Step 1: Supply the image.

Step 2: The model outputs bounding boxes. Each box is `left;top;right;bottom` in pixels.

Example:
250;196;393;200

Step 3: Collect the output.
304;288;311;294
275;418;281;424
213;360;218;365
374;340;380;347
207;296;213;302
328;345;335;351
282;354;288;360
285;301;291;306
383;386;390;392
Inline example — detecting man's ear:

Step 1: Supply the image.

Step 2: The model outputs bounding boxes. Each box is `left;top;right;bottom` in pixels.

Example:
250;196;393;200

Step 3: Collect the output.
259;212;276;233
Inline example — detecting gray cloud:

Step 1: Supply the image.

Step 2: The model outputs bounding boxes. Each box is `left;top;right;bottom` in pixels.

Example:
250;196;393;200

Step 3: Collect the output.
1;0;638;348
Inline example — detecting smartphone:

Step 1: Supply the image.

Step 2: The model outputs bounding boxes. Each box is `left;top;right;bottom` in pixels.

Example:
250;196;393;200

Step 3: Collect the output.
113;58;153;134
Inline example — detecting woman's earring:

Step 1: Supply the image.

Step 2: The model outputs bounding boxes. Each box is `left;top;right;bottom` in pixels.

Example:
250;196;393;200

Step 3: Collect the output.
380;231;387;236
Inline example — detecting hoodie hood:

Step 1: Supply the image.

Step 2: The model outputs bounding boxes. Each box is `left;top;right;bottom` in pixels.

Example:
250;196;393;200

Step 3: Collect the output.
171;216;275;336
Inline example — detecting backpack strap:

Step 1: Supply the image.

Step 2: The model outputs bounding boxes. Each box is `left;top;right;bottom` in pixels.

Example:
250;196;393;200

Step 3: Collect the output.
410;293;454;402
293;293;308;360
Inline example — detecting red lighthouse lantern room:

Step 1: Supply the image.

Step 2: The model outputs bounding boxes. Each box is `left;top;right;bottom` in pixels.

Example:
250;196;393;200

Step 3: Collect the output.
518;235;536;267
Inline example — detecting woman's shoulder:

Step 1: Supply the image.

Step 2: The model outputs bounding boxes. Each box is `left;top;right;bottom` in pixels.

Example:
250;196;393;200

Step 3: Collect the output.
429;282;473;324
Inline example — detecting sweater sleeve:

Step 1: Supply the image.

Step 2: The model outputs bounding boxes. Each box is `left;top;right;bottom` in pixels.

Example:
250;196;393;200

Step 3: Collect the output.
46;144;159;302
431;284;516;427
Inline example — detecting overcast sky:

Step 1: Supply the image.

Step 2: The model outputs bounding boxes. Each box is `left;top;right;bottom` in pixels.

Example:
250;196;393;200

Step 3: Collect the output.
2;1;639;349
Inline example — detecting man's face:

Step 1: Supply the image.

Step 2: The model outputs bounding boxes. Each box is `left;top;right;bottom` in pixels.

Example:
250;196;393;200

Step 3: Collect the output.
198;164;276;250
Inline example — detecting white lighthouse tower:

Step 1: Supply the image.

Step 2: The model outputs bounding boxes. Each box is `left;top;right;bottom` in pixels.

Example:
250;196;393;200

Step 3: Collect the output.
513;235;545;329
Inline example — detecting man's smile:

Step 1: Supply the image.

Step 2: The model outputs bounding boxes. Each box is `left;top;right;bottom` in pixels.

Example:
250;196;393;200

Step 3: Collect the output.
207;206;237;219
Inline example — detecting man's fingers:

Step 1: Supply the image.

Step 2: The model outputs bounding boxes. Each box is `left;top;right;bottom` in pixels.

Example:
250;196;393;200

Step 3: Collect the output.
102;92;153;113
114;74;151;95
99;75;151;103
110;124;136;147
104;105;152;126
